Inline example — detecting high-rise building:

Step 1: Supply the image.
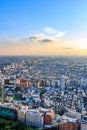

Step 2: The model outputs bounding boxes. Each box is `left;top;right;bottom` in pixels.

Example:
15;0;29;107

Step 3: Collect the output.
60;75;65;89
26;109;44;128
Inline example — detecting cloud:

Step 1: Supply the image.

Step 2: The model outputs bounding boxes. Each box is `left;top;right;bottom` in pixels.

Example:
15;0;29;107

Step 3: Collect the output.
0;26;67;45
62;47;73;50
22;34;54;45
28;36;37;40
20;31;67;47
8;19;16;25
44;27;66;38
39;38;53;44
44;27;57;34
2;27;84;55
55;31;66;38
0;35;85;56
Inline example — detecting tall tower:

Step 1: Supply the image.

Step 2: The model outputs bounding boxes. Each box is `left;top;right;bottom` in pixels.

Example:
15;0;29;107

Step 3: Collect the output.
60;75;65;89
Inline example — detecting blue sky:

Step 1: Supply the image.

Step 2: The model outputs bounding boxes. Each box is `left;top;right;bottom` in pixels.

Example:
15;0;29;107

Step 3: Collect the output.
0;0;87;55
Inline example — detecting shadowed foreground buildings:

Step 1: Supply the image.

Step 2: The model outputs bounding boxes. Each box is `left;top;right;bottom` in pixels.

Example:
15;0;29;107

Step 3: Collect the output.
81;112;87;130
59;122;78;130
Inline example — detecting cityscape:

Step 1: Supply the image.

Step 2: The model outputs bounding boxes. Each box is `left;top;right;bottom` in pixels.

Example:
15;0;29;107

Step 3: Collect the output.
0;0;87;130
0;56;86;129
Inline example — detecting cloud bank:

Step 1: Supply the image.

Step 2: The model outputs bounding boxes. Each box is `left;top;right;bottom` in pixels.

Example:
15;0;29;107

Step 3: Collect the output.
0;27;87;55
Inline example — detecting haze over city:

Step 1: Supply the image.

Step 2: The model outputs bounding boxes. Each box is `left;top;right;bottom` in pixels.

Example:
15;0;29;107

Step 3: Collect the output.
0;0;87;55
1;1;87;130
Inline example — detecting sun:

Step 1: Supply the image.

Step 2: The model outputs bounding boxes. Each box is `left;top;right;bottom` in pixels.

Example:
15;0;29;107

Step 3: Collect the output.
76;38;87;49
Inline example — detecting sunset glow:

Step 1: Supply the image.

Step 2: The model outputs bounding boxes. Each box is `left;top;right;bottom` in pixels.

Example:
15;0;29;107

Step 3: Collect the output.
0;0;87;55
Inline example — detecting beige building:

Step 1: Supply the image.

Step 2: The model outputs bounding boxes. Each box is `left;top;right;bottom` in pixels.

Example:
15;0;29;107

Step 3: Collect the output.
17;106;28;123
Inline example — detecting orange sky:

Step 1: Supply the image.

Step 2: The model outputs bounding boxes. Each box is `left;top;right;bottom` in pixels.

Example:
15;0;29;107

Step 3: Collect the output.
0;37;87;56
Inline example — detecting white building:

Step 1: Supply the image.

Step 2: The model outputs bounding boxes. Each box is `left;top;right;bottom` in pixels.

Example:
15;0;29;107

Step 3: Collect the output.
26;109;44;128
51;80;60;87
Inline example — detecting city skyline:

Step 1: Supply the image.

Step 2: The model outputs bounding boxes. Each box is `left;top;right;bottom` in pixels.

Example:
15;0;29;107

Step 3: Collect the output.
0;0;87;55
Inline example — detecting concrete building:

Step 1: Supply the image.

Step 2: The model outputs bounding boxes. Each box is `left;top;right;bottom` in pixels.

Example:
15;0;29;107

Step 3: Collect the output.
81;113;87;130
59;122;78;130
17;78;32;87
51;80;60;87
60;75;65;89
39;108;55;124
17;106;28;123
26;109;44;128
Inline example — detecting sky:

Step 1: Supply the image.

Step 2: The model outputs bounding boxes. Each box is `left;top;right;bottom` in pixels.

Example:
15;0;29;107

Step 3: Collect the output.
0;0;87;55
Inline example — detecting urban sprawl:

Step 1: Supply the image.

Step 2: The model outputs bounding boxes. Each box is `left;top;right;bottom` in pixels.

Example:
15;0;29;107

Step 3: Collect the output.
0;56;87;130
